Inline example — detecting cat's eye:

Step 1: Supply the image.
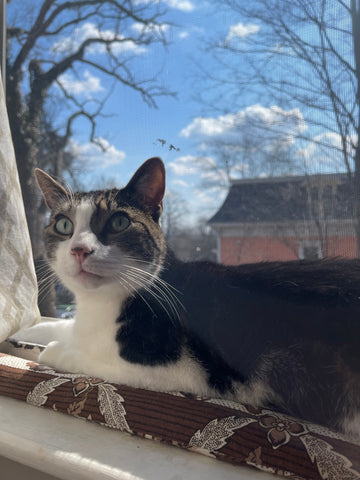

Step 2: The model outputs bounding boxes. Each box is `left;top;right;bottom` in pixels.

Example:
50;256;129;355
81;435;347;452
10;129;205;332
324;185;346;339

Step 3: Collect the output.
108;213;130;233
55;216;73;236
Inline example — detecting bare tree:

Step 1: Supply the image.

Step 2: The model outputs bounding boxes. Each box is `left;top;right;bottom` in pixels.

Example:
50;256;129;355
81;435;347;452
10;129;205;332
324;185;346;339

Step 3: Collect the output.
162;191;188;244
202;0;360;253
6;0;174;256
182;103;308;194
199;131;302;188
168;218;217;262
6;0;174;315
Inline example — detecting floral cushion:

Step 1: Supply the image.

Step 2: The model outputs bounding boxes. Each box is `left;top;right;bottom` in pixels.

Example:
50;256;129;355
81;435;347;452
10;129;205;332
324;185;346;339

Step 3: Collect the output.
0;349;359;480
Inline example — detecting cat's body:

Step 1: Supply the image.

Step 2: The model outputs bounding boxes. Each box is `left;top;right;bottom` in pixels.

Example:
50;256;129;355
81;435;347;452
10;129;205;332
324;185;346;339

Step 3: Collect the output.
17;158;360;440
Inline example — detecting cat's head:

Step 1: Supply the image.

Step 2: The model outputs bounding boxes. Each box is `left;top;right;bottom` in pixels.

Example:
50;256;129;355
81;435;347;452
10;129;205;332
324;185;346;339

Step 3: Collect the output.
35;157;167;296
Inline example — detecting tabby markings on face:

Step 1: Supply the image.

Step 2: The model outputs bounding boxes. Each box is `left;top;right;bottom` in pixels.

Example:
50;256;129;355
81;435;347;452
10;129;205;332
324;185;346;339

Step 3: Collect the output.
49;194;165;301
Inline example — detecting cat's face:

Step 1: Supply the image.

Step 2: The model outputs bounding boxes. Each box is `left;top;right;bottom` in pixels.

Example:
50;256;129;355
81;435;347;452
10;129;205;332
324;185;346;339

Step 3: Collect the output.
36;158;166;297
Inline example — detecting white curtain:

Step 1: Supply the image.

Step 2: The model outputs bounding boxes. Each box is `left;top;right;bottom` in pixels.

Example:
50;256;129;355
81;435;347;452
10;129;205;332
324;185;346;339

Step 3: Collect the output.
0;73;39;340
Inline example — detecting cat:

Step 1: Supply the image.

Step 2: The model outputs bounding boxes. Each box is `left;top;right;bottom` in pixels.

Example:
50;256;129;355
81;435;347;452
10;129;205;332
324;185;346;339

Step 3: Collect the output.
15;157;360;440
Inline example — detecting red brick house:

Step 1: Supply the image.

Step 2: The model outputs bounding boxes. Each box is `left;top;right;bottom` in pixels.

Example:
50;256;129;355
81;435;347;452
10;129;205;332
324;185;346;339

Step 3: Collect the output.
208;173;356;265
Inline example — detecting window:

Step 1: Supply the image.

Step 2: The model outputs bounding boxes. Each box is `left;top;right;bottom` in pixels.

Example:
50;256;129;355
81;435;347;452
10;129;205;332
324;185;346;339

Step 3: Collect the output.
3;0;359;281
299;241;322;260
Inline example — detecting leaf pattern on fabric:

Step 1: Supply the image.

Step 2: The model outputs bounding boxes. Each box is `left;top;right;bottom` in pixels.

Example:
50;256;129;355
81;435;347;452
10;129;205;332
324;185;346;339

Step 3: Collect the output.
301;434;359;480
204;398;261;414
307;422;357;443
98;383;132;433
67;397;87;416
29;363;93;380
0;354;31;370
188;416;256;454
26;377;70;406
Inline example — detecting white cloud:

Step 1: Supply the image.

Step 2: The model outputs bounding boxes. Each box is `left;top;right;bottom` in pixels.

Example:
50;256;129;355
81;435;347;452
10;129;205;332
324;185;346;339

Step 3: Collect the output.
58;70;103;95
168;157;227;216
180;104;306;152
177;25;205;41
52;22;146;57
134;0;195;11
180;105;309;179
167;159;230;220
168;155;229;188
67;138;126;168
226;22;260;42
168;155;218;177
178;31;190;39
168;155;200;176
131;22;169;36
166;0;195;11
171;178;190;187
193;188;222;204
296;132;355;173
181;116;229;138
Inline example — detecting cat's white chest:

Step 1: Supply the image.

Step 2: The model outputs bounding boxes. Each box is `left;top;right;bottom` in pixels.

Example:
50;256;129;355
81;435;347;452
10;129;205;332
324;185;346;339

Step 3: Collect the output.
72;293;123;362
38;294;213;397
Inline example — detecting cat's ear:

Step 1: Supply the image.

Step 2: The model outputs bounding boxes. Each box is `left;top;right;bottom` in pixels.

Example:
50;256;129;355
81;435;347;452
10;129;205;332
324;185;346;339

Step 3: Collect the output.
34;169;69;210
126;157;165;218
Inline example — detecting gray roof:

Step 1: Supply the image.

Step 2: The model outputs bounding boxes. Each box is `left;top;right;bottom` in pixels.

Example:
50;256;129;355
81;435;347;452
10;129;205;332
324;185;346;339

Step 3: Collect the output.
209;173;354;225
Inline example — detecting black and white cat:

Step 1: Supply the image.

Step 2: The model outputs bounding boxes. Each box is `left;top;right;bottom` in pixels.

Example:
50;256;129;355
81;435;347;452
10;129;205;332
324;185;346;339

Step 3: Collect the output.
16;157;360;439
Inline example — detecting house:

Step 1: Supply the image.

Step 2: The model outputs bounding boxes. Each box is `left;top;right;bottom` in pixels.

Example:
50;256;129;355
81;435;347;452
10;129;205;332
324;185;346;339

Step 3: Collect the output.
208;173;356;265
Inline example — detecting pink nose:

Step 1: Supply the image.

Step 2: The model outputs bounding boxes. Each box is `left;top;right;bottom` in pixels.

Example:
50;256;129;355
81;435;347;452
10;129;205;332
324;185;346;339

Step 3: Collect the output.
71;246;94;265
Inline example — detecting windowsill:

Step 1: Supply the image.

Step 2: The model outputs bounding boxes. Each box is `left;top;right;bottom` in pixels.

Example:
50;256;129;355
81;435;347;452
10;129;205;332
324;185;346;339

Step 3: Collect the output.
0;395;276;480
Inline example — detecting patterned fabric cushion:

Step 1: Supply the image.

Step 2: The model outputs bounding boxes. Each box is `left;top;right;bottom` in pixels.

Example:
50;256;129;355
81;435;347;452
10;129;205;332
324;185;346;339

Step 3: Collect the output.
0;74;40;340
0;349;359;480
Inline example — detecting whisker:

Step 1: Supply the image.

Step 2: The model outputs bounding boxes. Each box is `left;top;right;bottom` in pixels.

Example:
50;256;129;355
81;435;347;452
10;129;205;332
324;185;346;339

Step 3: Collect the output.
123;261;183;296
36;265;54;277
63;181;76;206
114;272;156;316
36;257;58;301
37;267;57;282
115;270;173;320
37;272;58;293
37;272;58;307
122;255;155;265
120;265;184;324
113;272;134;298
124;264;185;314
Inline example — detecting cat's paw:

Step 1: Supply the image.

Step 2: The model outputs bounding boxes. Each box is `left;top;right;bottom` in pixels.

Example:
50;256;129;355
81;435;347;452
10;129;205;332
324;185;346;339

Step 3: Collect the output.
39;341;80;373
11;319;74;346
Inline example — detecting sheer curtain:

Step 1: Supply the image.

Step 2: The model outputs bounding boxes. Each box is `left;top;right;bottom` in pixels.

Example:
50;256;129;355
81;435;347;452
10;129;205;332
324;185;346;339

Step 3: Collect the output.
0;73;39;340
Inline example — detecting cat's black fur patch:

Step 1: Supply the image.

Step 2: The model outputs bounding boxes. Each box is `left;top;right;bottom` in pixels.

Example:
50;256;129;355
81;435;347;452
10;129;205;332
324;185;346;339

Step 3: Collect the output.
116;294;183;366
185;332;243;393
116;285;244;394
115;250;360;411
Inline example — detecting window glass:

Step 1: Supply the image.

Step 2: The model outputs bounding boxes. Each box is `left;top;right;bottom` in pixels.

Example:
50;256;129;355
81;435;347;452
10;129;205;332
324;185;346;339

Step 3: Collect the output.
3;0;358;313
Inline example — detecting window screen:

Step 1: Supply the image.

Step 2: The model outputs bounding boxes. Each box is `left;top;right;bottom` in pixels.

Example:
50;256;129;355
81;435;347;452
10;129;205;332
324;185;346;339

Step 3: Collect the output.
3;0;358;315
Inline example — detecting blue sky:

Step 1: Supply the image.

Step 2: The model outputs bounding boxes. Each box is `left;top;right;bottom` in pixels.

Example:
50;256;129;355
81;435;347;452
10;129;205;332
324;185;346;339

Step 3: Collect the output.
47;0;239;222
8;0;354;226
